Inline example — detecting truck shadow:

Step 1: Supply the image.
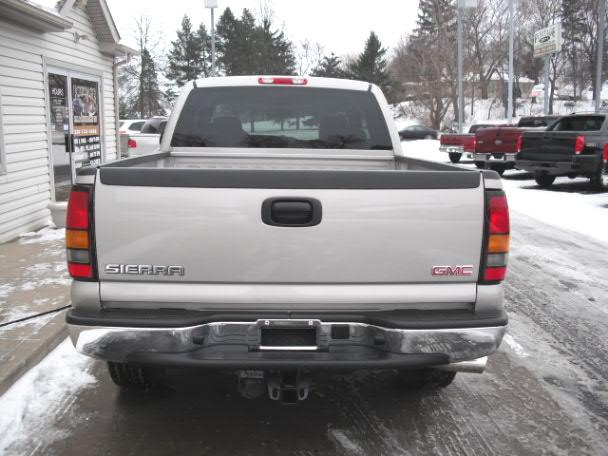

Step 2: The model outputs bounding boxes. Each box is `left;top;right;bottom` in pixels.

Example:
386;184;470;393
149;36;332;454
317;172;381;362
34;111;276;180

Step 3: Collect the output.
107;368;443;455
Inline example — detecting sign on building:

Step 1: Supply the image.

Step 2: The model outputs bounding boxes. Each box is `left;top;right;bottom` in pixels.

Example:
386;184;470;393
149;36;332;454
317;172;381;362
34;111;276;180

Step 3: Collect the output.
534;24;562;58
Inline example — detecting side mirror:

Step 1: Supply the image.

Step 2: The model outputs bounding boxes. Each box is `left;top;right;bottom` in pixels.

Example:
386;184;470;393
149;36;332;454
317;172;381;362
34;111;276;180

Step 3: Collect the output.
159;121;167;144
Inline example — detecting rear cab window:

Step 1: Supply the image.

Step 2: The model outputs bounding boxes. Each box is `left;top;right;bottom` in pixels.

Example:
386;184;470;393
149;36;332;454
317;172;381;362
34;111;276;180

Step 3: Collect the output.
171;87;392;150
550;115;605;132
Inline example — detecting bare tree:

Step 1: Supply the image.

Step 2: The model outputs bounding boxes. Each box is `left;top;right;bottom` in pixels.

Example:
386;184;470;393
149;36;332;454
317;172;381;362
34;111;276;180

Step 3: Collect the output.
296;40;325;76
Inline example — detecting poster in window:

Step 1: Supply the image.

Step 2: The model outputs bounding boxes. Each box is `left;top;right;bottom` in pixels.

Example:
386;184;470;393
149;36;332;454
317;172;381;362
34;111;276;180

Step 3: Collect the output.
48;74;68;142
71;78;101;168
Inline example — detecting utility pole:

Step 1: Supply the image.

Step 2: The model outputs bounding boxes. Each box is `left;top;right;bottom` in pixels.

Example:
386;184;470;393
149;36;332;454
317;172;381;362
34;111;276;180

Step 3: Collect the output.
507;0;515;124
205;0;218;76
544;55;550;114
595;0;606;112
457;3;464;133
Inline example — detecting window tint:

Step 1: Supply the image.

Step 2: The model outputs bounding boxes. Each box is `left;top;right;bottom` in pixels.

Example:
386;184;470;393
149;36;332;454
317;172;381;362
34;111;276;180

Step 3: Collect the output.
469;125;490;133
552;115;605;131
171;87;392;150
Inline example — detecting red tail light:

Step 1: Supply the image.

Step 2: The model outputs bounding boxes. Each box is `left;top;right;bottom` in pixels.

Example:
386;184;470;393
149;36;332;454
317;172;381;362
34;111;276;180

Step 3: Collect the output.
128;138;137;148
480;192;510;284
472;137;477;153
603;144;608;161
574;135;585;154
516;135;523;153
258;77;307;85
66;186;96;280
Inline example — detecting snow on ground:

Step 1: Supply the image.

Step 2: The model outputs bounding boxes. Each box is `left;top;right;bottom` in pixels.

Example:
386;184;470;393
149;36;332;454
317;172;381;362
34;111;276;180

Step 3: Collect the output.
400;139;608;245
0;340;95;454
18;226;64;245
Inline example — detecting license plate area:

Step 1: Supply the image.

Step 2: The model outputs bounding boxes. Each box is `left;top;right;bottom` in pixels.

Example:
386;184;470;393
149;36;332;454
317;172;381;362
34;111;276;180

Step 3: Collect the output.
257;319;319;351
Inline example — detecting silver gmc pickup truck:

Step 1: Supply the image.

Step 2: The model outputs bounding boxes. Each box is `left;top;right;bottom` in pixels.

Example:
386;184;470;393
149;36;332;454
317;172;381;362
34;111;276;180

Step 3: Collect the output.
65;76;509;403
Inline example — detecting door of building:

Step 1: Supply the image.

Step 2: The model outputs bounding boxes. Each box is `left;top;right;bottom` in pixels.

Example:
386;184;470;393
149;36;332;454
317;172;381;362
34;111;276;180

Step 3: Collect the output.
47;69;102;201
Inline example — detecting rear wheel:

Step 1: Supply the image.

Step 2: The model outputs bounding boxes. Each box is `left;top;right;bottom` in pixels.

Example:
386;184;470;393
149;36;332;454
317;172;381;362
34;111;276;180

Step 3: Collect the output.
590;162;608;191
449;152;462;163
107;361;163;390
474;161;485;169
534;174;556;188
398;369;457;389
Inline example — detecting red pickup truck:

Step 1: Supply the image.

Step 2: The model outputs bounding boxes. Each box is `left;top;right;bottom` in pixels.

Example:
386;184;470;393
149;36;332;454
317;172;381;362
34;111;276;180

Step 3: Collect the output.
473;116;560;175
439;124;496;163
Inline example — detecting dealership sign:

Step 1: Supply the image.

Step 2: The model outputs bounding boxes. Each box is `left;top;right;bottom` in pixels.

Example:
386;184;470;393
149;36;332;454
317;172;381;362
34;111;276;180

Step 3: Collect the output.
534;24;562;58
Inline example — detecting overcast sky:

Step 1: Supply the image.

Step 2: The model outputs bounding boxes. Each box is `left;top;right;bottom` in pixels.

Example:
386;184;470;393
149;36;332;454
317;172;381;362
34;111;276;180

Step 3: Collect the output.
106;0;421;58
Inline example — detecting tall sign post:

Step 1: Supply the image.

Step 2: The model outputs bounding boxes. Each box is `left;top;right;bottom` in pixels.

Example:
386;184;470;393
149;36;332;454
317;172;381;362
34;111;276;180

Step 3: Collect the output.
533;24;562;115
205;0;218;76
457;0;478;134
595;0;606;112
507;0;515;124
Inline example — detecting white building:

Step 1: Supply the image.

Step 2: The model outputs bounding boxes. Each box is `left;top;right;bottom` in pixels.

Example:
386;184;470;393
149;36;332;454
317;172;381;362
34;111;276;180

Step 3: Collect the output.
0;0;135;243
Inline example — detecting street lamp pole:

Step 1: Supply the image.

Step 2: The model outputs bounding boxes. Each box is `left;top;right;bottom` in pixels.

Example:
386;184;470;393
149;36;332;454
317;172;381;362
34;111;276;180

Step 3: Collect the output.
507;0;515;124
595;0;606;112
457;3;464;134
205;0;218;76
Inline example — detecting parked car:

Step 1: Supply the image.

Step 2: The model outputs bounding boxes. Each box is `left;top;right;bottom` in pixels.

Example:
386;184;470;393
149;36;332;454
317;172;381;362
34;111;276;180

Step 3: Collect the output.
123;116;167;156
516;113;608;190
398;124;438;140
65;76;508;403
473;116;560;175
119;119;145;135
439;124;496;163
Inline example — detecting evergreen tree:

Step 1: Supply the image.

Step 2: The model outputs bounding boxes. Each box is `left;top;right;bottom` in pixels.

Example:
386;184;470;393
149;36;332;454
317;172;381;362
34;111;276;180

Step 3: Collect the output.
254;17;296;74
167;15;208;86
312;53;346;78
138;48;164;117
216;7;295;76
216;7;239;75
415;0;456;37
347;32;394;96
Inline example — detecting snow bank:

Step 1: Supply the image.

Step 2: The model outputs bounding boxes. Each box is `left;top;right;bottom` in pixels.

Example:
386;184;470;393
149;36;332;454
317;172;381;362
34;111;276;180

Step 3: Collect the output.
502;176;608;245
0;340;96;454
18;226;65;244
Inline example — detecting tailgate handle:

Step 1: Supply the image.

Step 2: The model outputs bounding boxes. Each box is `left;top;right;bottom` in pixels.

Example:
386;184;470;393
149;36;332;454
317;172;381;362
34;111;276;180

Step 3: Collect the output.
262;198;322;227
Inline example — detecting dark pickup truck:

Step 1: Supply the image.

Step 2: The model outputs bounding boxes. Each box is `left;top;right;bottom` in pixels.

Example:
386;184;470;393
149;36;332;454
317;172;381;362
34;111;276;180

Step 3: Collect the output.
516;113;608;190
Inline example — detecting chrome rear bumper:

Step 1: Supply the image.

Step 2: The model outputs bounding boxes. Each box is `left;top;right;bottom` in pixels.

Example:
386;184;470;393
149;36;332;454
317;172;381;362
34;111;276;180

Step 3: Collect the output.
68;320;506;370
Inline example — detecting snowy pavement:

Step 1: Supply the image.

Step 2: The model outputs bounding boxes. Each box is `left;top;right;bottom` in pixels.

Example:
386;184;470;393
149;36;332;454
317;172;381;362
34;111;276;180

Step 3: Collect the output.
401;139;608;244
0;142;607;455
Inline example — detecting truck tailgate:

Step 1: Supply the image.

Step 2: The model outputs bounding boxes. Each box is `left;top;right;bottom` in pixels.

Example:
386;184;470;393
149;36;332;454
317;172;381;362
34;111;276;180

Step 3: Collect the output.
94;167;484;307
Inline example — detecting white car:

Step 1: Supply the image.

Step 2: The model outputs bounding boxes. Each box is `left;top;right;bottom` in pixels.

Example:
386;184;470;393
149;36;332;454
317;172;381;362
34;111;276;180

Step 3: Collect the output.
123;117;167;156
119;119;145;135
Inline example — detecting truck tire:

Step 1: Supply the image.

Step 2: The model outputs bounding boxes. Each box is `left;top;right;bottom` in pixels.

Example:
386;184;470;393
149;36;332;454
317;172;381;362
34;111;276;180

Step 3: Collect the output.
449;152;462;163
107;361;162;390
534;174;556;188
398;369;457;389
474;161;485;169
590;163;608;191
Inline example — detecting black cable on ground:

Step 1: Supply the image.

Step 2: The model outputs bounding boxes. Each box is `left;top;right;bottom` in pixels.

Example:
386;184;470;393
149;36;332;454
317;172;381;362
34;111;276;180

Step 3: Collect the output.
0;305;72;328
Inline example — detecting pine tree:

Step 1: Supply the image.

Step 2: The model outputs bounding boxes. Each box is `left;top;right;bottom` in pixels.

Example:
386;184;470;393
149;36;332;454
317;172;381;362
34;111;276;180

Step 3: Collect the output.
138;48;164;117
311;53;346;78
167;15;208;86
415;0;456;37
254;17;296;74
347;32;394;96
216;7;239;75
